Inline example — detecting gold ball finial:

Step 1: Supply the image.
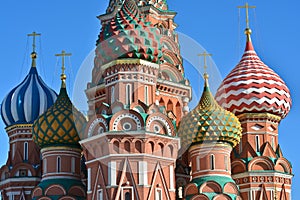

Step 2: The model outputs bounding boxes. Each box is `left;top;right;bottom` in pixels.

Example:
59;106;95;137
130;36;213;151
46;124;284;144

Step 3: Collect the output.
31;52;37;59
244;28;252;35
61;74;67;81
204;73;209;80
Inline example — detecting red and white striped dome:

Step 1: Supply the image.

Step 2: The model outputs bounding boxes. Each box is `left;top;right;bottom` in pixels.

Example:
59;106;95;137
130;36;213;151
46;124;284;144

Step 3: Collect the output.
215;33;291;119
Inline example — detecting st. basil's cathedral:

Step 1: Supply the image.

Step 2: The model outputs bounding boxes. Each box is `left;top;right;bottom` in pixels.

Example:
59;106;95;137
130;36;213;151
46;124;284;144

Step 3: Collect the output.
0;0;293;200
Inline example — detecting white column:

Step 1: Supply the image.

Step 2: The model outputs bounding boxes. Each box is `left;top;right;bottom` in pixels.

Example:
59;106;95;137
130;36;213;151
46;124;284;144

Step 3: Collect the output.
139;161;148;185
87;168;92;191
108;161;116;186
169;164;174;190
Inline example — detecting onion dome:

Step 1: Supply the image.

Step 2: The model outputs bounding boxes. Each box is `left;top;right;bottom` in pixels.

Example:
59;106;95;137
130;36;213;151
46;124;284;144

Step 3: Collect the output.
32;57;87;148
1;51;57;127
215;28;291;119
96;0;162;65
178;74;242;149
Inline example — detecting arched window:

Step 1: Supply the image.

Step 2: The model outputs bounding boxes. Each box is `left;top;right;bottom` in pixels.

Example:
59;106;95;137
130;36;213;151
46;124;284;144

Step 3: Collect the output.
255;135;260;152
125;141;130;152
24;142;28;161
271;136;275;150
210;154;215;170
111;86;115;104
57;157;61;172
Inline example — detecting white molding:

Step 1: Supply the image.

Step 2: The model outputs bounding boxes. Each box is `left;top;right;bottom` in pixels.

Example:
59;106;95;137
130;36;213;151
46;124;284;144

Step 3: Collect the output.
232;171;293;179
86;153;176;165
0;177;40;186
80;131;179;144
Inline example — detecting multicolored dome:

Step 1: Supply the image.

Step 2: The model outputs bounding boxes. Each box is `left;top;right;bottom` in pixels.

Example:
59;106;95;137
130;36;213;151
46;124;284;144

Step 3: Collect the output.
33;82;87;148
1;53;57;127
96;0;163;66
215;30;292;119
178;74;242;149
106;0;169;13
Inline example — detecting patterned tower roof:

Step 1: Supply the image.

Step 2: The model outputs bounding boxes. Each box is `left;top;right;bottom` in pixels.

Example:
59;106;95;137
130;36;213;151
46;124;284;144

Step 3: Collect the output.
32;67;86;148
96;0;162;66
1;52;57;127
215;29;291;119
106;0;169;13
178;74;242;149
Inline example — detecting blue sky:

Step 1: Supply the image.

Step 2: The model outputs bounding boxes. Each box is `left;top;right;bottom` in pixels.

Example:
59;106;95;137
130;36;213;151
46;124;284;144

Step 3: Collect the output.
0;0;299;198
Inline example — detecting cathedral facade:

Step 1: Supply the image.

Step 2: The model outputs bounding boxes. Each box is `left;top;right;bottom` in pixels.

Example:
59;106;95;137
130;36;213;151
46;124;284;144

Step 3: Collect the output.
0;0;293;200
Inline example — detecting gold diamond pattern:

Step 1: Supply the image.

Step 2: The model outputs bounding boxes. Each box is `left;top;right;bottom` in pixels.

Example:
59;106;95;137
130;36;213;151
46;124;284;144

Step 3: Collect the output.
32;88;87;148
178;83;242;148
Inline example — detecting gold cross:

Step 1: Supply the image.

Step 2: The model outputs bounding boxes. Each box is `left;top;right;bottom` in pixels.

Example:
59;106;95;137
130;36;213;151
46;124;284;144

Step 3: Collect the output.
238;3;256;29
27;32;41;52
198;52;212;74
55;50;72;76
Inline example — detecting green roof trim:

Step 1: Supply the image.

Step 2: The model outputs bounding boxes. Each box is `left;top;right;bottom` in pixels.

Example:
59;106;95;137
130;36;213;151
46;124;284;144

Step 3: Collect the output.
32;178;85;200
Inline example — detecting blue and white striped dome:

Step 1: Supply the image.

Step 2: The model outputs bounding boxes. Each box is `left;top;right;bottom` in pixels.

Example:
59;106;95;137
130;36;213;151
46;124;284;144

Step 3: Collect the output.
1;66;57;127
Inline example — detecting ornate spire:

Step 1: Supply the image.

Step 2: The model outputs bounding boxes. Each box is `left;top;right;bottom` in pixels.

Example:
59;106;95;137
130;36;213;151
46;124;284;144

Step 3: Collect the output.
55;50;72;88
27;32;41;68
238;3;256;50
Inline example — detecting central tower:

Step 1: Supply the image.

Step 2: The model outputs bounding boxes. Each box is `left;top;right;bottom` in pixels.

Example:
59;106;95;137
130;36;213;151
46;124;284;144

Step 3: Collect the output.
81;0;191;199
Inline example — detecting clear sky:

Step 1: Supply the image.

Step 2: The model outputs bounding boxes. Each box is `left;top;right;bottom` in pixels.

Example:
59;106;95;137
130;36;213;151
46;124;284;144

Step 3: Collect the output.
0;0;299;198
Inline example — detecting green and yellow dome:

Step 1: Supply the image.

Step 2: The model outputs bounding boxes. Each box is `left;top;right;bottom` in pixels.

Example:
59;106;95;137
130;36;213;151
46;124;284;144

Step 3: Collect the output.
178;74;242;149
33;81;87;149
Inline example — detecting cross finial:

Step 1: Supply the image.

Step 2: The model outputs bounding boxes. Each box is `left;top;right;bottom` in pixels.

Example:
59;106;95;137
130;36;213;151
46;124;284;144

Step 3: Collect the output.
238;3;256;30
55;50;72;86
198;52;212;85
27;32;41;67
27;32;41;53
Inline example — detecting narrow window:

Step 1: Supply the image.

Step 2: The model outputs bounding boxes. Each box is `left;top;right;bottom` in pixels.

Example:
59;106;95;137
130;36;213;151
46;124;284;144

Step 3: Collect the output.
126;84;131;105
255;135;260;152
71;157;75;173
98;189;103;200
24;142;28;161
196;156;200;171
239;141;243;154
225;155;228;171
156;188;163;200
12;143;15;160
111;86;115;104
271;136;275;150
145;85;149;105
43;159;47;174
57;157;61;172
210;154;215;170
125;192;131;200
